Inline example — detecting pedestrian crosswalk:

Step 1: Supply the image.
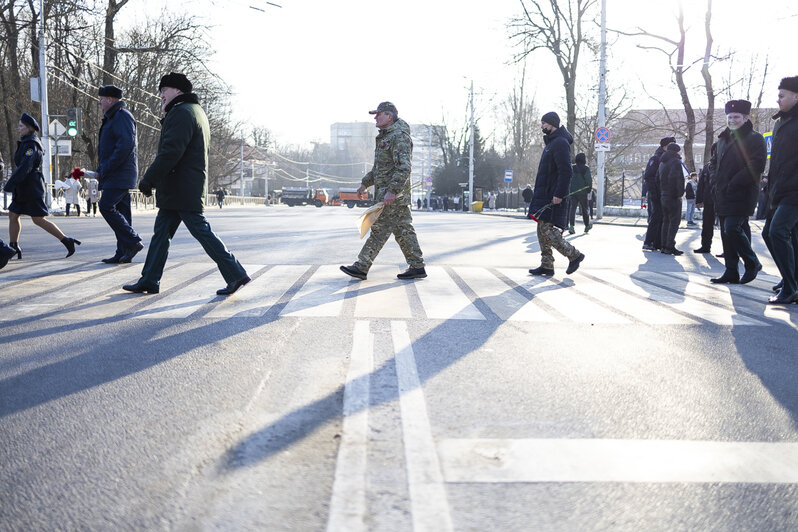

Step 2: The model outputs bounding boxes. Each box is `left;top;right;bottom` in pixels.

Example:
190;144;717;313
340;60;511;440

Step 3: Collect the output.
0;260;794;326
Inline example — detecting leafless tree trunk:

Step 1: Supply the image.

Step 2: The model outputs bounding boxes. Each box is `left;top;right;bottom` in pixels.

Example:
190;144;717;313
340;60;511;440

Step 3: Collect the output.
103;0;130;85
503;63;540;185
701;0;715;166
509;0;597;139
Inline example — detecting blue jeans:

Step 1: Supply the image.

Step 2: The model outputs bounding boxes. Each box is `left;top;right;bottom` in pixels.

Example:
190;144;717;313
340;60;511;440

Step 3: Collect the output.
99;188;140;255
762;204;798;296
686;199;696;222
719;215;760;275
140;209;247;287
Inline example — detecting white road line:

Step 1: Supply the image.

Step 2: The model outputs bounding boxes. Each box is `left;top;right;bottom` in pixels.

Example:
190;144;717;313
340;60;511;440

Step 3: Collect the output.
438;438;798;483
591;270;766;326
207;264;307;318
327;320;373;532
499;268;629;324
131;264;223;319
354;265;413;319
414;266;484;320
281;265;350;317
453;266;554;322
391;321;453;532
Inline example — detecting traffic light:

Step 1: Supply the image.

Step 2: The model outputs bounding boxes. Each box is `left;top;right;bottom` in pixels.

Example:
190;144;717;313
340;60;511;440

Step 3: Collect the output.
66;107;82;137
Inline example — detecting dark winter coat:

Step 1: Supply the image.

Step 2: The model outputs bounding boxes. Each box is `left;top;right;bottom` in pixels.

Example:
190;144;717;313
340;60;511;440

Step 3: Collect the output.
658;151;684;199
528;126;573;228
570;164;592;197
711;120;766;217
522;187;533;202
768;104;798;208
695;162;713;205
140;93;209;212
3;133;45;202
685;180;696;200
97;100;138;190
643;146;665;199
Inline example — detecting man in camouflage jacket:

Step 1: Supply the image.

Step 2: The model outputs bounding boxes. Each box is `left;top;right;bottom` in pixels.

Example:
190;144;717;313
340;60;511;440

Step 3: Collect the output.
341;102;426;280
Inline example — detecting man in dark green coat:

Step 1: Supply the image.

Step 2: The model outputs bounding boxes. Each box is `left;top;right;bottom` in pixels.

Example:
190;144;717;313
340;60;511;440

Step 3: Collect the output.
122;72;249;295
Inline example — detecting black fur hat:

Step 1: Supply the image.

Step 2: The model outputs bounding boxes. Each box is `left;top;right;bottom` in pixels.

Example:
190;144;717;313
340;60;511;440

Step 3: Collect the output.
778;76;798;93
725;99;751;115
98;85;123;98
158;72;192;94
660;136;676;147
666;142;681;153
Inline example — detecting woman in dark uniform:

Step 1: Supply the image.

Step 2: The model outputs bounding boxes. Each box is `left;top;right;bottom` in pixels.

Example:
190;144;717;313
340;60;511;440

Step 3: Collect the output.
3;113;80;258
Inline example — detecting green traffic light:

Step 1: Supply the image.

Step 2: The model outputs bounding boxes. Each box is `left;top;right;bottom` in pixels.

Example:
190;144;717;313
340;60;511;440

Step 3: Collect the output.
67;127;78;137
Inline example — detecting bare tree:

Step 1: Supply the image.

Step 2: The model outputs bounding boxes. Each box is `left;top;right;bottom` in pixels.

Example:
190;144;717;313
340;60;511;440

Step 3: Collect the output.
616;5;700;171
700;0;715;165
502;63;540;185
509;0;598;138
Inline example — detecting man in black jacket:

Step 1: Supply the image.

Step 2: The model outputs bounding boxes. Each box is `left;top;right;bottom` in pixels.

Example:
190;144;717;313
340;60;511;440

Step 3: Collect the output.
659;143;685;255
528;112;584;276
709;100;767;284
694;144;716;253
642;136;675;251
763;77;798;303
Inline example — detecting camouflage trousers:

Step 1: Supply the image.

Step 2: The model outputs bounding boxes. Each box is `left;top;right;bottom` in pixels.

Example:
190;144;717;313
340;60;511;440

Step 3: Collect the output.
355;204;424;272
537;220;580;269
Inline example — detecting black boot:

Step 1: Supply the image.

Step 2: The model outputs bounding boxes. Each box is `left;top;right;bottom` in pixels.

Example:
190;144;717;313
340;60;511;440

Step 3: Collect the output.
61;237;81;258
9;242;22;259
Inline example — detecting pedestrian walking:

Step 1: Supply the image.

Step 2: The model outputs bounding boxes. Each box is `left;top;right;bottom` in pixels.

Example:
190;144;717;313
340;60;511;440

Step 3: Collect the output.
340;101;426;281
527;111;584;276
123;72;250;296
709;99;766;285
567;152;592;234
642;136;675;251
762;77;798;304
2;113;80;259
216;189;225;208
84;171;100;216
694;145;717;253
685;172;697;225
96;85;144;264
522;184;533;216
63;172;82;216
659;143;685;255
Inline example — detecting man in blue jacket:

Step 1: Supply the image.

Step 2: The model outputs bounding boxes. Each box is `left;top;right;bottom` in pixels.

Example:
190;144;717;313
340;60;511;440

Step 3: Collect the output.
528;112;584;276
97;85;143;264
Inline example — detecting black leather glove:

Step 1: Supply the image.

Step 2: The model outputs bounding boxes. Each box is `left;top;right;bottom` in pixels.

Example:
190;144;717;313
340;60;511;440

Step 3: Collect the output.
139;181;153;197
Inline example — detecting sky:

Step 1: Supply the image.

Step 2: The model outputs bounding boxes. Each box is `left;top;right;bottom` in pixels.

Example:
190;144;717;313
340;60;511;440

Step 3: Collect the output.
129;0;795;148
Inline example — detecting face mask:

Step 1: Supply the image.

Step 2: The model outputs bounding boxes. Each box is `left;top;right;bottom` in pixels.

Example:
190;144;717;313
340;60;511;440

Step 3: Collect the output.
542;127;550;135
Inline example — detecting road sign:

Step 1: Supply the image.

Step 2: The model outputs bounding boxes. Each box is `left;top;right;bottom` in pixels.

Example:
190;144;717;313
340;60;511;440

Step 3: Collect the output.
594;143;611;152
50;119;65;137
49;139;72;156
504;170;513;182
595;127;611;143
764;131;772;159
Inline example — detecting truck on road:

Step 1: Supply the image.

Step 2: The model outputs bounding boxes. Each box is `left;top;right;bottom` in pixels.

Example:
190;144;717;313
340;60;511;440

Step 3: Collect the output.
339;188;374;208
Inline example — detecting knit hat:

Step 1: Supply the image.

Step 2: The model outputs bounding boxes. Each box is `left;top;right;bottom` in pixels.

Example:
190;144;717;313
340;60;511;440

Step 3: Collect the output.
541;111;560;128
659;136;676;147
778;76;798;94
98;85;123;98
666;142;681;153
20;112;39;132
575;152;586;165
158;72;192;94
725;99;751;115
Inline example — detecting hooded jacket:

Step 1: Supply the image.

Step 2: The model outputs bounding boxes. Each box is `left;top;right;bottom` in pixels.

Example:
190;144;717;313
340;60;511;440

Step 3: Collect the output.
711;120;766;216
361;118;413;206
643;146;665;199
97;100;138;190
768;103;798;208
140;93;209;212
3;133;45;202
658;150;684;199
528;125;573;228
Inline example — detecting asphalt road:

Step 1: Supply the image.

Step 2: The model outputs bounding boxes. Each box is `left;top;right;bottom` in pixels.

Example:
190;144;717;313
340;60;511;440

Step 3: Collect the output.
1;205;797;531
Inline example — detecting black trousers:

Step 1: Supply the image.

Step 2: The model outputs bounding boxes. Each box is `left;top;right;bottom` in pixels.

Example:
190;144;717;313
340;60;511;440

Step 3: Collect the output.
719;215;760;274
644;193;663;248
568;195;590;228
700;200;715;249
660;196;682;250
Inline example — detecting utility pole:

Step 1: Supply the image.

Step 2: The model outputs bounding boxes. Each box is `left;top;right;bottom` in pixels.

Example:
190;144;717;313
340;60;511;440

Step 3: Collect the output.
38;0;52;202
596;0;607;219
240;139;245;197
468;80;475;212
427;125;432;210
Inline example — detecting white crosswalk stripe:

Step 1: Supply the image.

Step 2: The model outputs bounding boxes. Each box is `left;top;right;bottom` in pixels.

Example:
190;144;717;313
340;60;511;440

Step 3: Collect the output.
2;261;794;325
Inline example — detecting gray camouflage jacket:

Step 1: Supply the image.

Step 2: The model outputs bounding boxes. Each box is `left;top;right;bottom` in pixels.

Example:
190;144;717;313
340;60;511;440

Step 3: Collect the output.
362;118;413;206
